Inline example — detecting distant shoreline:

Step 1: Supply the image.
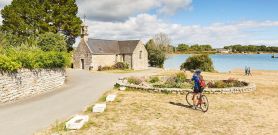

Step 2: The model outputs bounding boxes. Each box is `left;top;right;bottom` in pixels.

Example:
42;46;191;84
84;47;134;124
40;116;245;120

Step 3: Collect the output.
163;67;278;73
166;52;276;57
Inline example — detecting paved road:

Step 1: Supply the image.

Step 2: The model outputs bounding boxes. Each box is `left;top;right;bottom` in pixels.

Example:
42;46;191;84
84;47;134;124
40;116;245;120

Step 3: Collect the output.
0;69;126;135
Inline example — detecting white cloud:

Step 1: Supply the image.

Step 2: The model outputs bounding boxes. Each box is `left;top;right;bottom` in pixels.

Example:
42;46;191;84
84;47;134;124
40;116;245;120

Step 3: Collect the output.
158;0;192;14
77;0;192;21
0;0;11;8
83;14;278;47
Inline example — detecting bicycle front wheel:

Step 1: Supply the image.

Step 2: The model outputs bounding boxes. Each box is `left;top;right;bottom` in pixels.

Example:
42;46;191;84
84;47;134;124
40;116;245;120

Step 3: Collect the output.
186;92;194;106
200;95;209;112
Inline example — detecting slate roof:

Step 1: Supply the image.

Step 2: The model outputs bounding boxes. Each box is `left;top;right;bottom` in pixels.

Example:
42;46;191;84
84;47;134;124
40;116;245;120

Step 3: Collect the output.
119;40;140;54
87;38;140;54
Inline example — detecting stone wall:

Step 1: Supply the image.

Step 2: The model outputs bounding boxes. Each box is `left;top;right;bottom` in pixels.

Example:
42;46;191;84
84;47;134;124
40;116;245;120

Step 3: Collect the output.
0;69;66;103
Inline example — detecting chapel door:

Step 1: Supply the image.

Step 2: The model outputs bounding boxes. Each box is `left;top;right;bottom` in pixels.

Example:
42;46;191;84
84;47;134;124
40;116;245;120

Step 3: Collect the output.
81;59;85;69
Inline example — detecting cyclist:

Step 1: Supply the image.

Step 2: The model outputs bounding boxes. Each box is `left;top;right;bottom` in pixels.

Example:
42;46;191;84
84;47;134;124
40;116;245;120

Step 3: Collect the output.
191;69;204;109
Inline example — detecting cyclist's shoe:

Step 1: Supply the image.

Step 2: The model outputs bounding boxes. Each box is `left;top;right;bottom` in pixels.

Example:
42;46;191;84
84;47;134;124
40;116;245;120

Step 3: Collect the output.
191;105;197;110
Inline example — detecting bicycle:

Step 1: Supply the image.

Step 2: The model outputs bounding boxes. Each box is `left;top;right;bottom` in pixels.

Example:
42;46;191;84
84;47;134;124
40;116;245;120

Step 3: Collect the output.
186;91;209;112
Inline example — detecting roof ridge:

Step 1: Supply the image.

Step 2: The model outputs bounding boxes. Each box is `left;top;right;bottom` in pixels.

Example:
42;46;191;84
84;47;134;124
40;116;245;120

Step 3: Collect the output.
118;40;140;41
89;38;140;42
88;38;118;41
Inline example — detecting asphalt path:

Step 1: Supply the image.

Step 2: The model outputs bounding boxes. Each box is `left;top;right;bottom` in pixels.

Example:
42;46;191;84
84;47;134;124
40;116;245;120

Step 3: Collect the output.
0;69;124;135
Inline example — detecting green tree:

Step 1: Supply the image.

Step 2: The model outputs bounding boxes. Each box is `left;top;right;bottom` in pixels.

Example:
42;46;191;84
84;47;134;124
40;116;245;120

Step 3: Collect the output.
180;54;214;72
43;0;82;50
1;0;82;51
0;32;8;48
190;44;200;51
1;0;45;36
145;39;157;51
200;45;213;51
224;44;278;53
145;39;166;68
37;32;67;52
177;44;189;52
148;49;166;68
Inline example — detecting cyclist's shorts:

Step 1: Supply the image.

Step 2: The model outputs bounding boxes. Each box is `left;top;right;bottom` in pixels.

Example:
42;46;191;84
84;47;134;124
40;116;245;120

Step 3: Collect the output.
194;87;204;93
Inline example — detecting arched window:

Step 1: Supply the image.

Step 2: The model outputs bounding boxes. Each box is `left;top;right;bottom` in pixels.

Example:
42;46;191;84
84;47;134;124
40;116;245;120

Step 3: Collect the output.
139;51;142;59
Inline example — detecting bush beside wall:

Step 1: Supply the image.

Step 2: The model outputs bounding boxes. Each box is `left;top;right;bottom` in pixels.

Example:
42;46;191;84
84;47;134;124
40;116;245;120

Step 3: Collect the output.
0;47;70;72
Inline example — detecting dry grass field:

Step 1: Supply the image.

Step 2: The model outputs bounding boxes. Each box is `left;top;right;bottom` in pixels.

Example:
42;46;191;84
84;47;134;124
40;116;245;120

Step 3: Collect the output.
37;70;278;135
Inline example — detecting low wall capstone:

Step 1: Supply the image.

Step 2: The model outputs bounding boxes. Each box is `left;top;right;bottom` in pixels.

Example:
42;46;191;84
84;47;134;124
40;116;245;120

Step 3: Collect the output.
0;69;66;103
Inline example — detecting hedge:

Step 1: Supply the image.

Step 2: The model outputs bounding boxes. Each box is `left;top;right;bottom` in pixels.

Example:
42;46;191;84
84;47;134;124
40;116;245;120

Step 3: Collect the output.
0;47;70;72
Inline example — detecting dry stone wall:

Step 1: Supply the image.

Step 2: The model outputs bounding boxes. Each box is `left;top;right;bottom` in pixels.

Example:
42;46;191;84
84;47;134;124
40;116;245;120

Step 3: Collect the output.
0;69;66;103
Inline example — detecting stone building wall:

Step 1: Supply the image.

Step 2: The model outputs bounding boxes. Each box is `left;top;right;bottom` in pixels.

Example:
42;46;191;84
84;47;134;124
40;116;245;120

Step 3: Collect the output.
0;69;66;103
73;39;92;70
91;54;118;70
132;41;148;70
123;54;132;69
73;39;148;71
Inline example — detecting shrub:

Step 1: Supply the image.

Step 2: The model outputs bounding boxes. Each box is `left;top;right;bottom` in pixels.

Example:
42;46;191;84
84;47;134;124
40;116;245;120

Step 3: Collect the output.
154;80;192;89
175;72;187;83
0;47;70;72
98;62;129;71
164;76;176;87
127;77;142;85
98;66;113;71
37;51;71;68
207;79;247;88
97;66;102;71
113;62;129;70
0;55;22;72
180;54;214;72
154;73;190;88
146;39;166;68
37;32;67;52
166;72;187;84
114;83;121;88
149;76;160;83
214;81;227;88
148;49;166;68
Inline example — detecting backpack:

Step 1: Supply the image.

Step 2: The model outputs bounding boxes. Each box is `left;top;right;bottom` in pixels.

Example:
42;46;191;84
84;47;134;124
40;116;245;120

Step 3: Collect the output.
199;79;206;88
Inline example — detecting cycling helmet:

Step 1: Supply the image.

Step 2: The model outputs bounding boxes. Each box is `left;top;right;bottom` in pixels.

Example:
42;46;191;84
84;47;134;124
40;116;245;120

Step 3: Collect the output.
195;69;202;74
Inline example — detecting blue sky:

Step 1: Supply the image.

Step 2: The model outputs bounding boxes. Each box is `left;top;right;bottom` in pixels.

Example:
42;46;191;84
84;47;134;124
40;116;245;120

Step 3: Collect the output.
76;0;278;47
167;0;278;25
0;0;278;47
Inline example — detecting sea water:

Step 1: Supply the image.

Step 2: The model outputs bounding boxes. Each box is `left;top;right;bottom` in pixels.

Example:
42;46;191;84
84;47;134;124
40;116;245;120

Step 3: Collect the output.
164;54;278;72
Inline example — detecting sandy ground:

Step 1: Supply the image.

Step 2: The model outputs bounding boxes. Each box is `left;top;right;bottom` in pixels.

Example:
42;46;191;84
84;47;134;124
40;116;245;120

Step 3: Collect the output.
37;69;278;135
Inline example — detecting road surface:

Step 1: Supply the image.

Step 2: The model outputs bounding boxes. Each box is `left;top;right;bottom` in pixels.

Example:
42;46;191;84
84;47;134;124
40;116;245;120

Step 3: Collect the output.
0;69;125;135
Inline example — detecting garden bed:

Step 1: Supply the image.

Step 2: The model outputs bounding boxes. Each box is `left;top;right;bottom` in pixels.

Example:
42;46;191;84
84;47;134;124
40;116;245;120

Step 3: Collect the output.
119;73;256;94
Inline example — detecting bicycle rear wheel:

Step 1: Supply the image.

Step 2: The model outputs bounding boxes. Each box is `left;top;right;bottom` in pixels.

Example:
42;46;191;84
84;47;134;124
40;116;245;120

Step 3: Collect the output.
186;92;194;106
200;95;209;112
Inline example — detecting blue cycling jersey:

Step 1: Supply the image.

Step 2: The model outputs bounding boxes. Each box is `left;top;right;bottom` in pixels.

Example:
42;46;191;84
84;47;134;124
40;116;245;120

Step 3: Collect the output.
192;74;200;89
